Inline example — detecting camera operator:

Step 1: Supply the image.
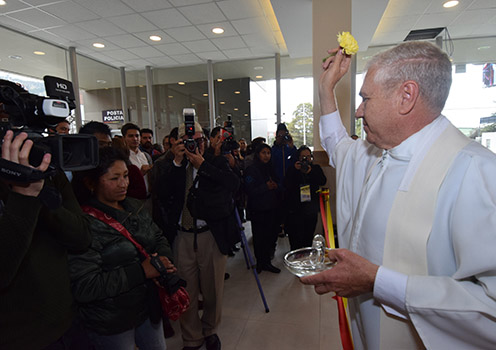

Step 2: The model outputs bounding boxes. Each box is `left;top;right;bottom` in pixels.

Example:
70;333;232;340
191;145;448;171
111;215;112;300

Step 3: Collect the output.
154;119;240;350
283;146;327;250
0;130;92;350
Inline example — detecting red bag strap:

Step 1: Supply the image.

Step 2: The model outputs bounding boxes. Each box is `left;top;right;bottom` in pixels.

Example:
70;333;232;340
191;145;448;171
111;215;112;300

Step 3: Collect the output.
82;205;149;259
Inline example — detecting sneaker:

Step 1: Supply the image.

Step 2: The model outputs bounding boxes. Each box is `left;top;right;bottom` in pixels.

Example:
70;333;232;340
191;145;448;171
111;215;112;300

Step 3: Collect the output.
205;334;221;350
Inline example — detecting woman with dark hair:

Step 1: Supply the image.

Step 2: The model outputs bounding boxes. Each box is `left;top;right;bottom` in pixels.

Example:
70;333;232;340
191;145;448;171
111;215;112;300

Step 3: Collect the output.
244;143;283;273
284;145;327;250
69;147;175;350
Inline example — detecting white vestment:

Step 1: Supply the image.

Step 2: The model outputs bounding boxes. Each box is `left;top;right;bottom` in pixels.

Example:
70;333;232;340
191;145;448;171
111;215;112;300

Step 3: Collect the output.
320;111;496;350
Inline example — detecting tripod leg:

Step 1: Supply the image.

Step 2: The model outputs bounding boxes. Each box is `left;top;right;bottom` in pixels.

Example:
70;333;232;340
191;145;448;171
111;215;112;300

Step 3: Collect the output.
234;209;270;313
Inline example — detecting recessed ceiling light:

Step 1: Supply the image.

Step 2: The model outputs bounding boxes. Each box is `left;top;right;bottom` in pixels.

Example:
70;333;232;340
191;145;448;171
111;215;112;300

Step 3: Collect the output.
220;101;226;105
33;51;45;55
9;55;22;60
217;78;223;82
168;95;174;98
248;100;251;103
234;91;240;94
203;93;208;97
254;66;264;70
178;81;186;85
96;79;106;84
233;108;238;111
0;1;6;6
212;27;224;34
93;43;105;48
256;75;263;79
192;103;195;106
244;113;248;117
149;35;162;42
443;1;459;8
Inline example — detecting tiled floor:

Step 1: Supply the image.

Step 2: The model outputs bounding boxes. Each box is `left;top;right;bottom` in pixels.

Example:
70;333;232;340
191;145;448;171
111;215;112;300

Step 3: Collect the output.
166;221;341;350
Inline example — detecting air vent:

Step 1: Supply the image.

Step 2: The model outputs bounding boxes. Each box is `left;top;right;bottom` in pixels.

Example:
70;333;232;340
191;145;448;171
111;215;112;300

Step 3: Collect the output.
404;27;445;41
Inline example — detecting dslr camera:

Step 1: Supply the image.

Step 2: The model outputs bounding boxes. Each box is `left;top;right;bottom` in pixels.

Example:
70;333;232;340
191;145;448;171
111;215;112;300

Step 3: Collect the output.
220;114;239;154
300;156;310;173
0;76;98;182
183;108;198;153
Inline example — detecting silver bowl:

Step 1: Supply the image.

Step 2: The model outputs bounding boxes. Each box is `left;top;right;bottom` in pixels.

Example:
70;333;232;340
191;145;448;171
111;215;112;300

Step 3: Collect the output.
283;247;335;277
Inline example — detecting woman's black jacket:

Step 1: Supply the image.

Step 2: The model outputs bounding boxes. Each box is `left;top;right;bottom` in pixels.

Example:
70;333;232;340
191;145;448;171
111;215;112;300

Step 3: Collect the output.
68;197;173;335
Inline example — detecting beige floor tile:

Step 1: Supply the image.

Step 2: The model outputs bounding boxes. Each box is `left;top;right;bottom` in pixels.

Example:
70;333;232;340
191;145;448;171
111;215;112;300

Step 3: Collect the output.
165;221;342;350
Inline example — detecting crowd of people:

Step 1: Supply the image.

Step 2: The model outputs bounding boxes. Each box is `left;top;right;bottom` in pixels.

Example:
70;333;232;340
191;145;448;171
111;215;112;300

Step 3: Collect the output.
4;39;490;350
1;94;325;350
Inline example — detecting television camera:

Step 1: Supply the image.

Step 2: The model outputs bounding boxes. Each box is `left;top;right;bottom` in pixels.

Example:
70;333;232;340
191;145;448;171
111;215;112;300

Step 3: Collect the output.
0;76;98;182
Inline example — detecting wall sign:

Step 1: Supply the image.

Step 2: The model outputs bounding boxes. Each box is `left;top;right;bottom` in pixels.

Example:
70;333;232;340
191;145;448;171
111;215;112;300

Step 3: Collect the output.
102;109;124;124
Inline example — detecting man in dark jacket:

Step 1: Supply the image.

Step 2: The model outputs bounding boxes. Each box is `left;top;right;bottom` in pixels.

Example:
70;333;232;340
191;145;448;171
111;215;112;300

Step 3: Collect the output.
0;130;91;350
155;121;240;350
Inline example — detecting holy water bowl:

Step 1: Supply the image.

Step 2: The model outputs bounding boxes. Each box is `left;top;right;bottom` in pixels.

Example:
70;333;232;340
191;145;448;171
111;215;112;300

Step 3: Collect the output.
283;247;335;277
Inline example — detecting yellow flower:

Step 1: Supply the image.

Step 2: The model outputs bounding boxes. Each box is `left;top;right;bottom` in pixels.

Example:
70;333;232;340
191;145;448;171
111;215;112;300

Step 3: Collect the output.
337;31;359;55
322;31;359;62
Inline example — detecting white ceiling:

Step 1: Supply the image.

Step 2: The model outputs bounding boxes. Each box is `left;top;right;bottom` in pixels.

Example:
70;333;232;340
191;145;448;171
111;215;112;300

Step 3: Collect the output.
0;0;495;85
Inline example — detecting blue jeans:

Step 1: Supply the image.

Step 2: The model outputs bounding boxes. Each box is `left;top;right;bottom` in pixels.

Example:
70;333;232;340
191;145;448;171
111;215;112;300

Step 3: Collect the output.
88;318;166;350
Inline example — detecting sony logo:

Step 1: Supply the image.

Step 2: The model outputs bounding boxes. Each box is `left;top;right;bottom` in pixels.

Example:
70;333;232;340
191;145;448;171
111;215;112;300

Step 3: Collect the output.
0;168;21;177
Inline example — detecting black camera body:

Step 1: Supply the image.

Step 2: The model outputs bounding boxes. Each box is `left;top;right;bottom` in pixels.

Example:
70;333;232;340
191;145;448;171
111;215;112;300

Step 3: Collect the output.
150;255;186;295
220;114;239;154
183;108;197;153
283;131;291;142
300;156;310;173
0;76;98;182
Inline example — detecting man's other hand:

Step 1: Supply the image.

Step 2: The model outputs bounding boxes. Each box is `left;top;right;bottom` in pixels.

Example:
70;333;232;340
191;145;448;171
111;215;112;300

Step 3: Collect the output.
300;248;379;298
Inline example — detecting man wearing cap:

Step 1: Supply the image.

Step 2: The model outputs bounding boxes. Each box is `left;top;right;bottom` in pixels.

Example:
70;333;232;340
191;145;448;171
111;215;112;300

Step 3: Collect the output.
155;121;239;350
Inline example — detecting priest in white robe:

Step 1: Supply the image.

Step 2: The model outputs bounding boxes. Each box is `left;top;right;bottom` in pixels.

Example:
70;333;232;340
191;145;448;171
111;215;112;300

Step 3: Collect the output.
301;42;496;349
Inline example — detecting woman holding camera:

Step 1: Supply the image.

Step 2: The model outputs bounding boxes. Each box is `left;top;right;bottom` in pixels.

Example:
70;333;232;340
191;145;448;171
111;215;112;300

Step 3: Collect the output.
284;146;327;250
69;147;175;350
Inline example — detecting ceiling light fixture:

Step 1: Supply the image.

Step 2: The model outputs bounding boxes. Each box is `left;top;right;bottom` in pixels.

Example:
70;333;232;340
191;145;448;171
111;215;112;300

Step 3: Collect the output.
217;78;223;82
220;101;226;105
178;81;186;85
443;1;459;8
255;75;263;79
477;46;491;50
33;51;45;55
93;43;105;48
234;108;238;111
168;95;174;98
8;55;22;60
96;79;106;84
203;93;208;97
0;1;6;5
212;27;224;34
254;66;263;70
149;35;162;42
234;91;240;94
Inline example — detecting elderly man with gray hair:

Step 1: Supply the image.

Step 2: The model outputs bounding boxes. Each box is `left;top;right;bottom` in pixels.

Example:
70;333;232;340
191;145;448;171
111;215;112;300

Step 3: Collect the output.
301;41;496;349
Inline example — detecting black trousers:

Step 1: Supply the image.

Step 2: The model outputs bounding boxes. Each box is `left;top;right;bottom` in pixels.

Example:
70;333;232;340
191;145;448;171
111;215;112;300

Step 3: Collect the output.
249;209;279;266
285;212;318;251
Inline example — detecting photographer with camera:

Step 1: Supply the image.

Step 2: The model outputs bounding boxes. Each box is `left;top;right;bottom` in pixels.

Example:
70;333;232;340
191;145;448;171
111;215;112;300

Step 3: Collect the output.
68;146;175;350
283;146;327;250
0;129;92;350
1;77;95;350
154;110;239;350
